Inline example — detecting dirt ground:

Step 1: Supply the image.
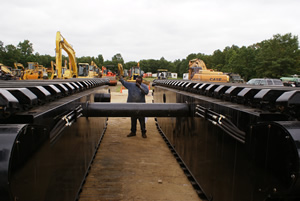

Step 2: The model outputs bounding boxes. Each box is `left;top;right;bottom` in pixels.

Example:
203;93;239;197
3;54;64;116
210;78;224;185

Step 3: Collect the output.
79;86;202;201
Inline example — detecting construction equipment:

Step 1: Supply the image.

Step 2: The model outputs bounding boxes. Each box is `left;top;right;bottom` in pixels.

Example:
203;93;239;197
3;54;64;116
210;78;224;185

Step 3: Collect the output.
188;58;229;82
118;63;124;77
226;73;244;83
22;62;39;80
13;63;25;80
126;64;149;85
55;31;78;79
91;61;102;78
0;63;13;80
78;63;90;78
127;65;141;82
157;69;169;79
78;62;101;78
37;63;49;79
47;61;57;79
102;65;117;86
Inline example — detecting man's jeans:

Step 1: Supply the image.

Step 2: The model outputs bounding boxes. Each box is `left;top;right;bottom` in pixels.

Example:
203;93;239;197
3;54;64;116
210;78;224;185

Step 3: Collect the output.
131;117;146;134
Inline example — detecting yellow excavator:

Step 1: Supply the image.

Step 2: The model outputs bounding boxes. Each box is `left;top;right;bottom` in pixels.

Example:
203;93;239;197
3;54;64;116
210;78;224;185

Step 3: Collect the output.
127;64;141;83
188;58;229;82
55;31;77;79
47;61;59;79
13;63;25;79
118;63;124;77
23;62;45;80
91;61;102;78
77;62;100;78
125;63;149;85
0;63;14;80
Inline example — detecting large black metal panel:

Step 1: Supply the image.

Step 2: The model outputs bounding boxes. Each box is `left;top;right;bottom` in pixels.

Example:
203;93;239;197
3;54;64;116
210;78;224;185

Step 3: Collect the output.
0;79;109;201
7;117;106;201
154;85;300;201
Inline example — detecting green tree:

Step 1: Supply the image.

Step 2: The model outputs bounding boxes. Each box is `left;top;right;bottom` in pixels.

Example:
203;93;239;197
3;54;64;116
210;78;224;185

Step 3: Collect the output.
3;44;21;66
255;33;300;78
96;54;104;66
17;40;34;65
0;41;5;63
211;49;225;71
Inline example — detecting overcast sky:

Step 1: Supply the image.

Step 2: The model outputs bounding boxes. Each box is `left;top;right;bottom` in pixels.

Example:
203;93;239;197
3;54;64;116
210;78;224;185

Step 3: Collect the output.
1;0;300;62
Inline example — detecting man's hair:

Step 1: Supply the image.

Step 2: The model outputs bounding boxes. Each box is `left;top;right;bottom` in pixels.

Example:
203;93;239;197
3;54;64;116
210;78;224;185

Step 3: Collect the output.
136;75;143;80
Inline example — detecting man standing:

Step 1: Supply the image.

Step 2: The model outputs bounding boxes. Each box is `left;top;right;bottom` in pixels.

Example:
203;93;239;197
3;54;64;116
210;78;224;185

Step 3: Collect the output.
119;75;149;138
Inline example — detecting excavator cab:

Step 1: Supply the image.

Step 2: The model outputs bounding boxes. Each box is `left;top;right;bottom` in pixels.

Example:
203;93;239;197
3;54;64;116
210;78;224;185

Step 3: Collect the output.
129;66;141;81
157;69;168;79
78;63;89;77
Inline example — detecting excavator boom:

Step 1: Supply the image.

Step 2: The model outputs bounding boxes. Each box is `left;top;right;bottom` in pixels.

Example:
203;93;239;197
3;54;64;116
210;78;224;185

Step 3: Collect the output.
55;31;77;78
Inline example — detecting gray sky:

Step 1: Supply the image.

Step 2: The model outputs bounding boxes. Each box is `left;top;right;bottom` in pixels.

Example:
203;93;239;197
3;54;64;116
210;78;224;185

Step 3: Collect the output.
1;0;300;62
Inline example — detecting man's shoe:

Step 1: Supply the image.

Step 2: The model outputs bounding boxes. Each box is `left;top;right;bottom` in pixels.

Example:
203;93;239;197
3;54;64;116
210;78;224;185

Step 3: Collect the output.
142;133;147;138
127;132;136;137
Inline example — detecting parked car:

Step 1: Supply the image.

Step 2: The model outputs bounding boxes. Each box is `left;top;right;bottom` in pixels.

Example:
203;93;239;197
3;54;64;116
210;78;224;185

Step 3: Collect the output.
246;78;284;86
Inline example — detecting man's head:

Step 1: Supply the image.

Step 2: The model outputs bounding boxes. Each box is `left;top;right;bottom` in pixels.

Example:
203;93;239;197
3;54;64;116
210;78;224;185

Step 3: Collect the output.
136;76;143;84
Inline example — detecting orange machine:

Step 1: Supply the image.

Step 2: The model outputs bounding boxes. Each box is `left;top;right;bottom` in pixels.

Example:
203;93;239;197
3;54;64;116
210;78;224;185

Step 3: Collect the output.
102;66;117;86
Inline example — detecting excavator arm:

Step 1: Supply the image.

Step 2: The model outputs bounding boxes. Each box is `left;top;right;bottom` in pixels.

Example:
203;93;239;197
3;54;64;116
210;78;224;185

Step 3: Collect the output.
55;31;77;78
118;63;124;76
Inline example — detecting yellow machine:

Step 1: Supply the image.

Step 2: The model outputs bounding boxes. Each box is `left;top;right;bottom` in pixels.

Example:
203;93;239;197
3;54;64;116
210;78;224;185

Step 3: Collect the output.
126;63;149;85
55;31;77;79
77;62;100;78
13;63;25;79
22;62;41;80
37;64;48;79
188;59;229;82
77;63;90;78
127;66;141;82
118;63;124;77
91;61;102;78
0;63;14;80
47;61;59;80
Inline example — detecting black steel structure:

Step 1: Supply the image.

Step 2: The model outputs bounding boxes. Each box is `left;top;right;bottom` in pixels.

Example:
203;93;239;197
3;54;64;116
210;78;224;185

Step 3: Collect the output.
0;78;109;201
152;79;300;201
2;77;300;201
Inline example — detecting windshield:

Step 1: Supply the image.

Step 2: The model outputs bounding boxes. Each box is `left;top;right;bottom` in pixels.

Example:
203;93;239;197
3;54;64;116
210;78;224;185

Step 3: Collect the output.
78;64;89;76
133;67;140;74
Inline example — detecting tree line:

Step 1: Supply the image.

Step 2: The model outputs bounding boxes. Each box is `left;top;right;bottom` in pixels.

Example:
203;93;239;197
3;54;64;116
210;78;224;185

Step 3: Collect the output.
0;33;299;81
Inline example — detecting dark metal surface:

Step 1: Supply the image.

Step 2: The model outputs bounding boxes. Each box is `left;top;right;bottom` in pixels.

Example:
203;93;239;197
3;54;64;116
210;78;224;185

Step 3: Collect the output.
153;80;300;201
83;103;189;117
0;78;109;201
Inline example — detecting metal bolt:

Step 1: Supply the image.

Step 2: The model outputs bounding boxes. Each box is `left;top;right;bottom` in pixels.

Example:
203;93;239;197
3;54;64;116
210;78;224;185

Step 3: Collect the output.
285;136;290;139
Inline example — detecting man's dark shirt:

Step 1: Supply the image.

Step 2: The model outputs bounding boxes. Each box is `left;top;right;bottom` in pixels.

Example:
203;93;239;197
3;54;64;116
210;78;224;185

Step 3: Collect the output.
120;78;149;102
